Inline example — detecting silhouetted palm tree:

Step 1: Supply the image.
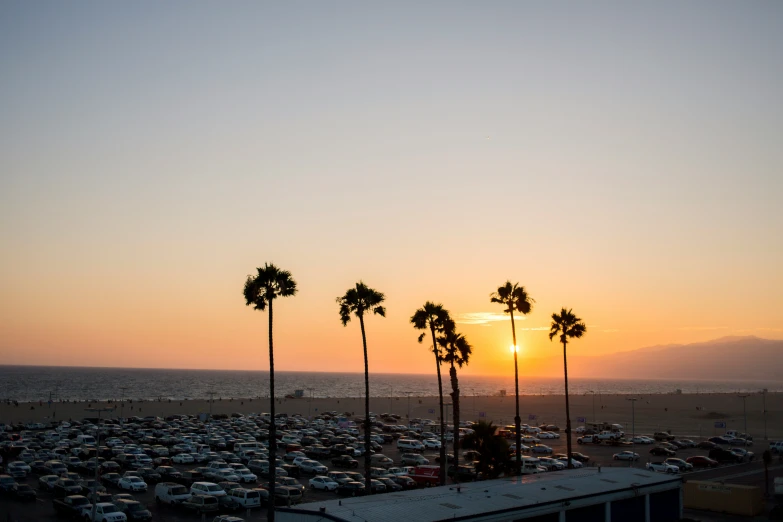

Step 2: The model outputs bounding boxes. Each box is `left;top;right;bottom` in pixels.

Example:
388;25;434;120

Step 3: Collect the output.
549;307;586;469
411;302;452;485
490;281;534;473
461;420;510;479
438;321;472;481
243;263;297;522
337;281;386;492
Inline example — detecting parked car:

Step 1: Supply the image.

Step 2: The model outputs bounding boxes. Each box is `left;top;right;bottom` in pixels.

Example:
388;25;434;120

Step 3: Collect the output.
11;483;37;501
118;476;147;492
650;447;676;457
113;499;152;521
663;458;693;472
709;448;742;464
685;456;718;468
613;451;639;461
646;462;679;474
181;494;219;514
401;453;429;466
336;481;367;497
309;476;338;491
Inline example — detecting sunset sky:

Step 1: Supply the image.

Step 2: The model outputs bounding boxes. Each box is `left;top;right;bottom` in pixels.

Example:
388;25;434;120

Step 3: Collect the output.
1;2;781;376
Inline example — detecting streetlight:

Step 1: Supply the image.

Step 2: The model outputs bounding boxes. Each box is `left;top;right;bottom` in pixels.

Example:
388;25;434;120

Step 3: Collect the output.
626;398;638;467
738;394;750;439
404;392;413;425
444;403;453;484
85;406;113;521
762;389;768;440
510;343;522;475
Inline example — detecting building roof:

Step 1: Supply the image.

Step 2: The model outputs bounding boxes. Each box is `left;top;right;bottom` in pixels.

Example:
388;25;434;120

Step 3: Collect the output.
282;468;681;522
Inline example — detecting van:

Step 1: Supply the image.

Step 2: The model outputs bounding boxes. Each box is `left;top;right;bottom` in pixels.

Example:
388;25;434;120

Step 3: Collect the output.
229;488;262;508
397;439;425;452
272;485;302;506
154;482;192;505
521;457;542;474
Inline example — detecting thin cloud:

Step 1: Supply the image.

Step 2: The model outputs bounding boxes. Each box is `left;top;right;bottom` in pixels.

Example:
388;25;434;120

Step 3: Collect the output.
677;326;729;331
456;312;523;325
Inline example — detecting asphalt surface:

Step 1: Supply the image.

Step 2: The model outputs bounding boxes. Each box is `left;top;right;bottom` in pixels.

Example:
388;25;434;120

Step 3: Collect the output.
1;433;779;522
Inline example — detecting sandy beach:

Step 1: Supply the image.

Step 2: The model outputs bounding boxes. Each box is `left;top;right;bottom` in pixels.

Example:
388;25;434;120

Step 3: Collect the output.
2;391;781;441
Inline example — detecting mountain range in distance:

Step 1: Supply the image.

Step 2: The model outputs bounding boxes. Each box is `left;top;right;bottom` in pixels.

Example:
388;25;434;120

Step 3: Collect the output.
526;336;783;381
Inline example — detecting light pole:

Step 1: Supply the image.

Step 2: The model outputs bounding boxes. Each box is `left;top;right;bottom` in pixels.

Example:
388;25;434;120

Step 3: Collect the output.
762;389;768;440
444;403;453;483
510;343;521;475
626;398;638;467
85;406;113;520
738;394;749;439
119;387;127;426
389;386;393;414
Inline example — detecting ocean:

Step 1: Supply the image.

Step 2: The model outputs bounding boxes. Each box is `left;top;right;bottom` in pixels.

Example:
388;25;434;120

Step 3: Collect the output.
0;366;778;403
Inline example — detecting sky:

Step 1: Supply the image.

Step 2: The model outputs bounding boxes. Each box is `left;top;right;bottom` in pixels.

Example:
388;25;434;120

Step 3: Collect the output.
1;1;781;376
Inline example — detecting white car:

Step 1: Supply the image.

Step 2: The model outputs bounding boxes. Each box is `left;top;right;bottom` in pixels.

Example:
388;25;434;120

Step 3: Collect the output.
229;465;257;483
190;481;226;497
423;439;441;449
632;436;653;445
309;476;339;491
537;457;565;471
538;432;558;439
172;453;194;464
531;445;553;455
575;426;586;434
522;436;540;444
118;476;148;492
646;462;679;474
613;451;639;461
298;460;328;475
212;469;240;482
556;457;583;468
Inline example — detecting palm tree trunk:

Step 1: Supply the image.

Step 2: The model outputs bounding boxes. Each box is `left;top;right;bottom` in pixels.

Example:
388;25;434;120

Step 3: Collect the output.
267;300;276;522
510;309;521;475
449;363;460;482
359;313;372;493
562;340;573;469
431;324;446;486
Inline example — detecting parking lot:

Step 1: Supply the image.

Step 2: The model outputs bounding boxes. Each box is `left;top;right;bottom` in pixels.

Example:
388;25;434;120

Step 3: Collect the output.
0;413;771;522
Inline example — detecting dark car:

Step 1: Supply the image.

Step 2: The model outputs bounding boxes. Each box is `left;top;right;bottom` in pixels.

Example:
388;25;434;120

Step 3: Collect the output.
650;447;676;457
217;494;243;512
53;478;82;497
155;466;182;481
448;465;480;482
281;464;300;478
709;448;741;464
571;452;590;463
80;479;106;496
114;499;152;521
0;475;18;493
101;473;123;488
708;436;730;445
12;483;37;501
685;456;718;468
138;467;161;484
697;441;718;450
336;481;367;497
377;477;403;492
391;475;417;490
179;470;205;486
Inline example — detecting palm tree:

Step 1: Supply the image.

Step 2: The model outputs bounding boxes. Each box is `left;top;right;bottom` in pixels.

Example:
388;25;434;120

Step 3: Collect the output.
549;307;586;469
411;302;452;485
243;263;297;522
490;281;534;473
437;321;472;481
336;281;386;492
461;420;510;479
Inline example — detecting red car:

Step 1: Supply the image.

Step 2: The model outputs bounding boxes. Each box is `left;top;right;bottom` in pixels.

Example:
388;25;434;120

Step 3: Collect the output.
685;456;718;468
